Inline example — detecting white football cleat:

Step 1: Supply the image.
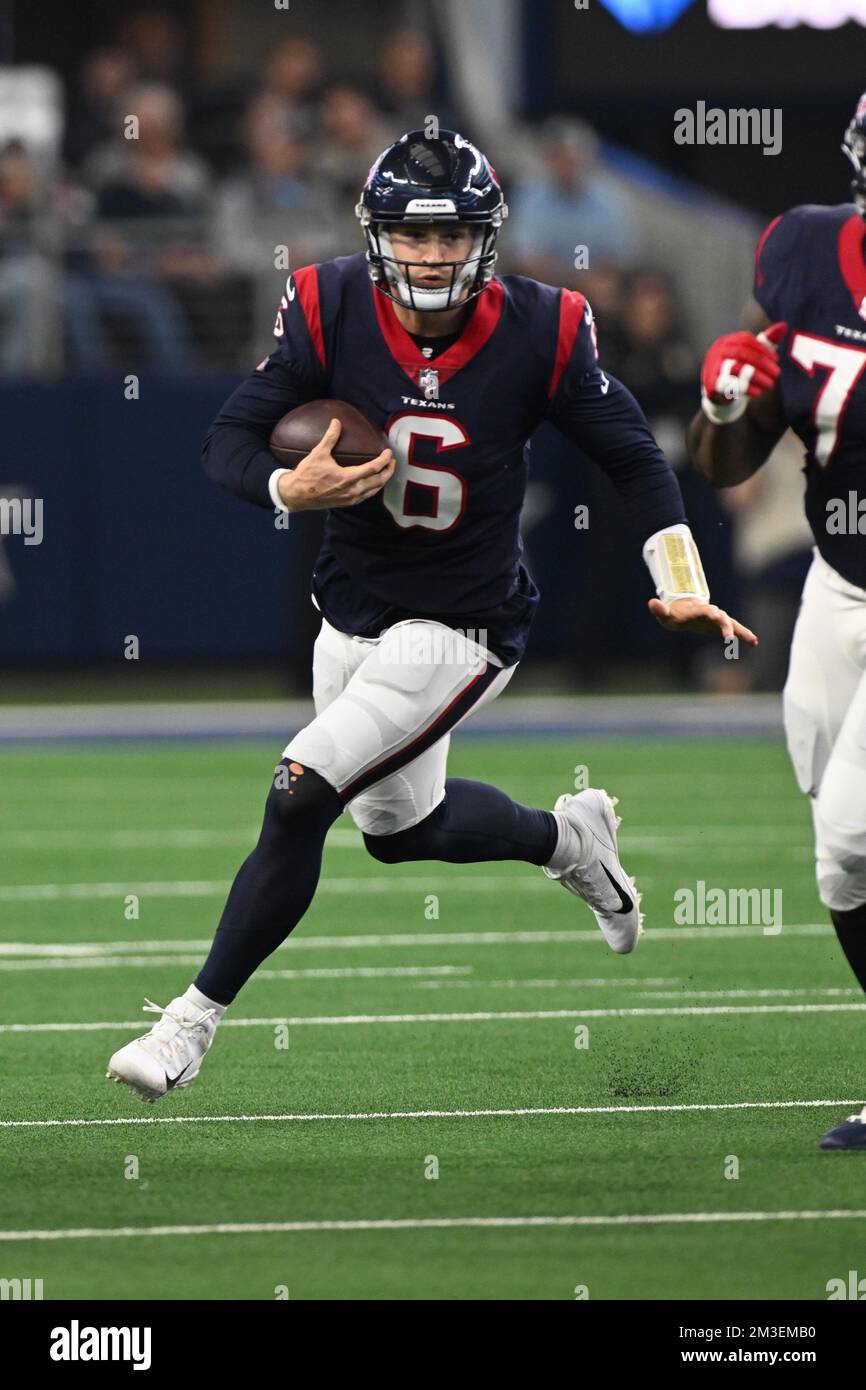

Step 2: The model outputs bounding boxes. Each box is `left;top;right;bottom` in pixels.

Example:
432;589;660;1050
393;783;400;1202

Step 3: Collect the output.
106;996;218;1103
543;788;643;953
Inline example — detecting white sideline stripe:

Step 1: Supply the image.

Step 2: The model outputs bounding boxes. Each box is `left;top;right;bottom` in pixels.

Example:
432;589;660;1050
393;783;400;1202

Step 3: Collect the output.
0;925;833;956
0;861;821;899
0;1099;859;1131
624;841;809;860
2;1002;864;1034
237;965;472;981
1;1209;865;1242
416;976;682;991
635;987;861;1001
0;959;472;979
0;824;808;851
0;877;552;901
0;955;208;972
412;981;858;998
0;829;256;851
0;827;365;851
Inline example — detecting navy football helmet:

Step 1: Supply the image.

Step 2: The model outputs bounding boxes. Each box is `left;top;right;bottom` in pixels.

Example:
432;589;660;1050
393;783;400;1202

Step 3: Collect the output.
356;129;507;312
842;92;866;215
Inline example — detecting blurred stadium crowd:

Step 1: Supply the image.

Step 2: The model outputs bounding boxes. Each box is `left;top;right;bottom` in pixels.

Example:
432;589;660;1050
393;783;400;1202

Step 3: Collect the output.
0;11;699;384
0;10;814;691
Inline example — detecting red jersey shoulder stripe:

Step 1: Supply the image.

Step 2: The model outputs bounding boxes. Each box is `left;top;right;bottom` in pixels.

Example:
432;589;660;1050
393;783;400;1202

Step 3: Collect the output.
754;214;782;288
838;213;866;317
548;288;586;398
293;265;326;370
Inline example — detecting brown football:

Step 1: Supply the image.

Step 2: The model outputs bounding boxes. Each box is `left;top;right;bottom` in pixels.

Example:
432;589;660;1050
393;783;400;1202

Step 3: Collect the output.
269;399;389;469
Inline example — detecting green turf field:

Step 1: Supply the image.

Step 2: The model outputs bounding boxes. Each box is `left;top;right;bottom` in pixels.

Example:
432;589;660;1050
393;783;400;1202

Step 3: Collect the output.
1;735;864;1301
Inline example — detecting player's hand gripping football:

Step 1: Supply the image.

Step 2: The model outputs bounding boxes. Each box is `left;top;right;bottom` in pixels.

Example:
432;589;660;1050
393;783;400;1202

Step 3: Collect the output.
278;419;395;511
700;321;786;423
648;596;758;646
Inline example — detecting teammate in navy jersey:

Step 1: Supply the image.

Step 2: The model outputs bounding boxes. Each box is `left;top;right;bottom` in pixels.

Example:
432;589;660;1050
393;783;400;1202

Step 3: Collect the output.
689;94;866;1151
107;129;755;1103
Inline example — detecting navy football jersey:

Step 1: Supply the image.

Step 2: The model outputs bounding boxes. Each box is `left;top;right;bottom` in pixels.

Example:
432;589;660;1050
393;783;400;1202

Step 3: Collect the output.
203;252;685;665
754;204;866;590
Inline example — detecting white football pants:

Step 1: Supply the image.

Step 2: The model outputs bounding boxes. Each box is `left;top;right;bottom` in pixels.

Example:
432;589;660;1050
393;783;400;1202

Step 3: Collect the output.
284;616;517;836
783;550;866;911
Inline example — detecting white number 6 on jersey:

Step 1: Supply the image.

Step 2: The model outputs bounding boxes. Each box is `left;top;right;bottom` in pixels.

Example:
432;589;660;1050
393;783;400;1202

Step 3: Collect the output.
383;414;469;532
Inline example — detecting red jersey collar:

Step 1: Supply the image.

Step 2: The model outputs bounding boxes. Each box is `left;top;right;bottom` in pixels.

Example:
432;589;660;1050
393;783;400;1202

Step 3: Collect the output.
838;213;866;319
372;278;504;387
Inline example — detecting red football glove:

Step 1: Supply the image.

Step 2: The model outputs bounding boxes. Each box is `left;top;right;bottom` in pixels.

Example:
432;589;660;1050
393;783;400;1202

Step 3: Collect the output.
701;321;786;423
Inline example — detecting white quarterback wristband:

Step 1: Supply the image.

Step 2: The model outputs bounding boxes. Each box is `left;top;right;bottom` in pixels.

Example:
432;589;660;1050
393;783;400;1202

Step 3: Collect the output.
700;385;748;425
643;523;710;604
269;467;293;512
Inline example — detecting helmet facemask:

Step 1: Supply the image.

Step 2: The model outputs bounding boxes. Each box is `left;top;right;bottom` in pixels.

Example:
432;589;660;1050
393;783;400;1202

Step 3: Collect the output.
842;103;866;216
357;209;504;312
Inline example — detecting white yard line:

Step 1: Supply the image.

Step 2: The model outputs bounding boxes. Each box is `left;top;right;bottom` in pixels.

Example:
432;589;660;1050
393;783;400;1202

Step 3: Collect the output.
0;877;553;901
622;840;809;859
0;828;364;850
0;958;472;978
0;854;819;899
412;981;858;997
634;987;861;1000
414;976;682;991
2;1001;864;1035
0;924;834;957
0;1098;859;1131
0;1208;864;1242
0;955;209;971
0;824;809;851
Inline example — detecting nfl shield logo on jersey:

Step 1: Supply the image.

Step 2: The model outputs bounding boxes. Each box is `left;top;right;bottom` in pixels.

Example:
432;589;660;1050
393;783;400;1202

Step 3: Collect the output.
419;367;440;400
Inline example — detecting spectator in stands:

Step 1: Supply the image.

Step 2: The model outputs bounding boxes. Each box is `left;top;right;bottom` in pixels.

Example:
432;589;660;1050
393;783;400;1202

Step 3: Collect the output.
61;239;196;373
85;83;210;218
215;94;340;275
0;137;192;373
63;48;136;172
117;9;191;103
576;261;627;372
0;142;48;372
614;269;696;393
72;83;218;369
315;85;389;236
260;37;324;139
509;117;637;289
375;28;453;132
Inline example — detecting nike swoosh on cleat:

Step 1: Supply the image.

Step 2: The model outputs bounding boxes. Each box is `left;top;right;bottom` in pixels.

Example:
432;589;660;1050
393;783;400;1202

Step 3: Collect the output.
165;1061;195;1088
601;864;634;914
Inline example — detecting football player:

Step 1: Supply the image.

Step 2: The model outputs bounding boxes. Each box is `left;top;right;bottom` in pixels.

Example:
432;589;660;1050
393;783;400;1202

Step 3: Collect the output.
689;95;866;1151
107;130;755;1102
